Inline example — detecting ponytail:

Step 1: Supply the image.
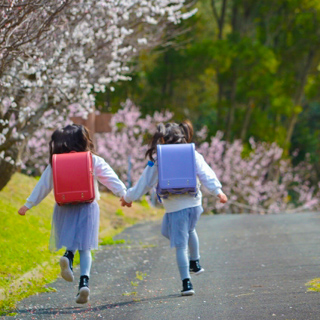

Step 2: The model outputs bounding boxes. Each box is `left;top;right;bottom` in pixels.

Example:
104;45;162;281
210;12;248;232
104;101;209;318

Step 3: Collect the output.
179;120;193;143
145;123;166;161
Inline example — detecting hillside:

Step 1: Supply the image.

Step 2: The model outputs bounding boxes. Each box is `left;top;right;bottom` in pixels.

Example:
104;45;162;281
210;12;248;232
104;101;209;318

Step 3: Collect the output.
0;173;164;314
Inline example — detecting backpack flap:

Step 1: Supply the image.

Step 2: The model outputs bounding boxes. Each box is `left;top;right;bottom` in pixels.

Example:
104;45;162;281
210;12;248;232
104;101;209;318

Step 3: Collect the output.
157;143;197;197
52;151;95;205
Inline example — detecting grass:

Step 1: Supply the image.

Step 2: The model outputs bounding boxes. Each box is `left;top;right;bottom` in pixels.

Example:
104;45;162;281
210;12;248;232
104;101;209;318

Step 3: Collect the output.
122;271;147;297
306;278;320;292
0;172;164;315
99;236;126;246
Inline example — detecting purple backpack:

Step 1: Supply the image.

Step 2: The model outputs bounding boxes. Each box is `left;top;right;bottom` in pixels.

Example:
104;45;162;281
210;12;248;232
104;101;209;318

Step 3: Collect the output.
156;143;197;200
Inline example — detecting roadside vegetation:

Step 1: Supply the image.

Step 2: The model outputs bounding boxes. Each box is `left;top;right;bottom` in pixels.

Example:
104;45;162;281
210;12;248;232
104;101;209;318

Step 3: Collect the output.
0;173;163;315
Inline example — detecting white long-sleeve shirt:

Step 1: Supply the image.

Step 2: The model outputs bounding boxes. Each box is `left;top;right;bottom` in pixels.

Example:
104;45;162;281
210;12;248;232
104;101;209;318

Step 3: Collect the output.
25;154;127;209
124;151;223;213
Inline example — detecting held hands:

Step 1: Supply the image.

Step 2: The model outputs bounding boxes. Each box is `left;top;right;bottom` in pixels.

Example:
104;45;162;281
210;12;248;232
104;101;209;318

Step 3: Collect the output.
120;196;132;208
217;193;228;204
18;205;29;216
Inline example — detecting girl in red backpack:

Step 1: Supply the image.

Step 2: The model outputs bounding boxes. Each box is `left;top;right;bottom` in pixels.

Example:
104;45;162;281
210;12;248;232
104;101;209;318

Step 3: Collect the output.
18;124;127;304
120;121;227;296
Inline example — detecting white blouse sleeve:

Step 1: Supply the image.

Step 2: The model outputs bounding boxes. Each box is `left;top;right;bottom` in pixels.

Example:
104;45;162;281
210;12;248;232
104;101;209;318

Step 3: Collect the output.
25;165;54;209
124;163;158;203
195;151;222;196
93;155;127;197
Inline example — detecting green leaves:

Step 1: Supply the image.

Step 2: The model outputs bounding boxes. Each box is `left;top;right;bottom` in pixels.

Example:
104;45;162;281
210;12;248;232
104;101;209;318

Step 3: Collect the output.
101;0;320;164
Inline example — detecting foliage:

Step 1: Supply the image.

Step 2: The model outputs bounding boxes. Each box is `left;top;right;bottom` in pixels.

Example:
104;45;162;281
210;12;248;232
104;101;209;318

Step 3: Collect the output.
198;133;319;213
95;103;320;213
96;99;173;184
99;236;126;246
0;173;62;314
101;0;320;174
18;101;320;213
306;278;320;292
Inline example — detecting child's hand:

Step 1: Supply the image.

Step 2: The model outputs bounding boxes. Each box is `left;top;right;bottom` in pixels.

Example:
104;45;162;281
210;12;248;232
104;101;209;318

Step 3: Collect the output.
120;197;132;208
217;193;228;204
18;205;29;216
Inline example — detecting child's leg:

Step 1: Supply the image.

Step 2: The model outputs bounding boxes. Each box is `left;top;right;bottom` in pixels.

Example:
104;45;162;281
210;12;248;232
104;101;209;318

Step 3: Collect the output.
188;229;200;261
60;249;75;282
188;229;204;274
176;246;195;295
76;250;92;304
79;250;92;276
176;246;190;280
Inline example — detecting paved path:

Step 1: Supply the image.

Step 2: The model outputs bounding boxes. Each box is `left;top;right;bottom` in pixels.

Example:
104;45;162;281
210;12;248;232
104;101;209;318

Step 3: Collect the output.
4;212;320;320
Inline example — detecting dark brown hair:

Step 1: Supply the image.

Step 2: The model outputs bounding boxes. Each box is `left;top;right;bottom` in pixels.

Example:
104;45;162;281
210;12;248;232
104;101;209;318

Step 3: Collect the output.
49;124;95;165
145;120;194;161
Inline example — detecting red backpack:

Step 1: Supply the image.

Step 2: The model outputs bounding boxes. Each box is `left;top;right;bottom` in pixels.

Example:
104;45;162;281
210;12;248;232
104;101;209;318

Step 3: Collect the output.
52;151;95;205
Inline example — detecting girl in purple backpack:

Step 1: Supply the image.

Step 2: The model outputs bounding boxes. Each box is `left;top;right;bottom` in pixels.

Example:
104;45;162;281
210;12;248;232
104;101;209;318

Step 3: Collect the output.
121;121;227;296
18;124;127;304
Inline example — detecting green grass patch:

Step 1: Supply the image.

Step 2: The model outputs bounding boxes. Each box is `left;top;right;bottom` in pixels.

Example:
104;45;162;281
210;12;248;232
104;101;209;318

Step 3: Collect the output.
306;278;320;292
135;271;147;281
139;196;150;209
141;244;157;248
0;172;164;315
138;240;157;248
115;208;125;217
122;291;137;296
100;236;126;246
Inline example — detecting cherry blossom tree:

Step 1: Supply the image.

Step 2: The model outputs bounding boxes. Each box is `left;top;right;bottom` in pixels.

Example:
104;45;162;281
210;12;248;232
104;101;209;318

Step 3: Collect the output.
97;104;320;213
0;0;197;190
96;99;173;185
0;0;71;76
197;134;318;213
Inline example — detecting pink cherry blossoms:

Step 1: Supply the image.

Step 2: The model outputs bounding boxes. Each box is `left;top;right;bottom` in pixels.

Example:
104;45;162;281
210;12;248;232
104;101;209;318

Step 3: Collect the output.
96;100;173;185
21;100;320;213
95;102;320;214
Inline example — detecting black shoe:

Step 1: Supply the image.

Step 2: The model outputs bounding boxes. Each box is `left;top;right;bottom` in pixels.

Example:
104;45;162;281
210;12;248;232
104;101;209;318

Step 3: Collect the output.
76;275;90;304
181;278;195;296
60;250;74;282
189;260;205;275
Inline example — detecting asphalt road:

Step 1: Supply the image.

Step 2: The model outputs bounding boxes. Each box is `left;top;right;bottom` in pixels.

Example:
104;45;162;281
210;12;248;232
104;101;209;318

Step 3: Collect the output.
4;212;320;320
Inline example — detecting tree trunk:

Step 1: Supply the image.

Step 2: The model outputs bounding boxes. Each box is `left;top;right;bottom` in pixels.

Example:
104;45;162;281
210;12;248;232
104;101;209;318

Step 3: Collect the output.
240;101;254;141
226;75;237;141
211;0;228;40
0;159;16;191
0;145;21;191
216;77;224;128
0;118;31;190
211;0;228;130
285;49;315;145
285;113;298;147
162;51;169;99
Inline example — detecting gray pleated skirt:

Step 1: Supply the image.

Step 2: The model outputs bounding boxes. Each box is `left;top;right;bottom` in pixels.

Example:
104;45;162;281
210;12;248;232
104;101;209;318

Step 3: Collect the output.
49;201;100;251
161;205;203;248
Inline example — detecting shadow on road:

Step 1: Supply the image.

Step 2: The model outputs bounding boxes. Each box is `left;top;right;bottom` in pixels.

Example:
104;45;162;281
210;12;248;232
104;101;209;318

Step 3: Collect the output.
16;293;180;316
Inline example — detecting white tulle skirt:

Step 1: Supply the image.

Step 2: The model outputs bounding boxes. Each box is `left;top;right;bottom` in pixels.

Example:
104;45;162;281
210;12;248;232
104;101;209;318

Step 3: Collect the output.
49;201;100;251
161;205;203;248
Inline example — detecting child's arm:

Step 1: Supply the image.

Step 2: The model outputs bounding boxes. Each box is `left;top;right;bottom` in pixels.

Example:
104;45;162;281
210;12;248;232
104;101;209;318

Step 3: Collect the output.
195;151;228;203
122;162;158;204
94;155;127;197
18;165;54;215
